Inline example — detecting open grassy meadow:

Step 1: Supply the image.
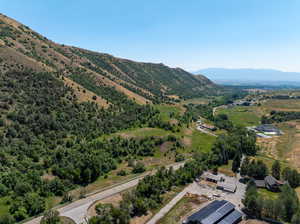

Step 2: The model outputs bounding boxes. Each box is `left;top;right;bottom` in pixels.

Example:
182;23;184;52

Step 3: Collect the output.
263;99;300;112
217;106;261;127
155;104;183;122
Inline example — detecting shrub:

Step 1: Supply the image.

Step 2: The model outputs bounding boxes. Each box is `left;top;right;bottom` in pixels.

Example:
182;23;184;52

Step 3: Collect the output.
117;170;127;176
132;162;145;174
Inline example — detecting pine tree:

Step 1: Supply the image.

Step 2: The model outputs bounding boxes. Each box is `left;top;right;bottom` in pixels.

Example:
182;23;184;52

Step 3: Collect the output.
272;160;281;180
232;153;241;173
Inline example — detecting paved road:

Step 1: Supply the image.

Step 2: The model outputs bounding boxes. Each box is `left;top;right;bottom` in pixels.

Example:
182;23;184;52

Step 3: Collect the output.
24;162;185;224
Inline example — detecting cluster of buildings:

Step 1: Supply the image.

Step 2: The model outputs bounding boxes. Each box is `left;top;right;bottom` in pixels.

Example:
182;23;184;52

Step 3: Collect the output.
182;171;244;224
203;172;237;193
183;200;243;224
248;124;282;138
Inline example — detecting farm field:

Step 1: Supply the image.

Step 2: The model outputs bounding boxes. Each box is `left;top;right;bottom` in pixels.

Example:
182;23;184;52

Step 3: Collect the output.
217;106;261;127
256;121;300;171
262;99;300;112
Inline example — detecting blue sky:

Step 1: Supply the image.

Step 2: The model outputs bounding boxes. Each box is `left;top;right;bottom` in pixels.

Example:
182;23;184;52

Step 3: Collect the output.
1;0;300;72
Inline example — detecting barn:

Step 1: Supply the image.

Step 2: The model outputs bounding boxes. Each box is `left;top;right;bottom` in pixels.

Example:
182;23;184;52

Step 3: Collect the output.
184;200;243;224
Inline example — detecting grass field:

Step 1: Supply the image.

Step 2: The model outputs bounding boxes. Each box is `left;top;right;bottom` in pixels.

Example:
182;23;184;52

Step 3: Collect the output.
155;104;183;122
276;122;298;158
190;130;216;153
258;188;278;200
217;106;261;127
263;99;300;112
218;160;235;177
157;194;207;224
256;121;300;171
180;97;211;105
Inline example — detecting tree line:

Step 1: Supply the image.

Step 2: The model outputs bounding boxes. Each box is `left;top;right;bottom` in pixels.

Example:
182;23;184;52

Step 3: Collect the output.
243;180;300;223
262;110;300;124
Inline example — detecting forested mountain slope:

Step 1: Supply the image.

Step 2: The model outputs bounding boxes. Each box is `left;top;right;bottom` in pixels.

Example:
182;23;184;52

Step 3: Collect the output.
0;69;163;221
0;13;221;222
0;13;219;105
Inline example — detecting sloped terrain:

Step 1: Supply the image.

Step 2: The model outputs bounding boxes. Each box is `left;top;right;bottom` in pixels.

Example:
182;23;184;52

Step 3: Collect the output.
0;13;221;222
0;13;218;105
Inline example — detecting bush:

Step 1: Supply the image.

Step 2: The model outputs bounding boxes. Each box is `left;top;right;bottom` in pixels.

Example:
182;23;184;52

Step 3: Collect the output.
0;184;8;197
132;162;145;174
0;214;15;224
41;210;60;224
117;170;127;176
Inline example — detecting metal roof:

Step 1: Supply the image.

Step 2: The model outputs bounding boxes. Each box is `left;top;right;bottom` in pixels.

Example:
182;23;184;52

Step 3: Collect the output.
255;124;280;133
201;202;235;224
187;200;227;223
217;182;237;193
265;175;277;186
217;210;243;224
255;180;266;188
203;173;220;181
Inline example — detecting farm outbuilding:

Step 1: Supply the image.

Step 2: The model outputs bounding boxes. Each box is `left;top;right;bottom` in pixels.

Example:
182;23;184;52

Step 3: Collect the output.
217;181;237;193
184;200;243;224
203;173;220;183
254;175;285;191
255;124;281;135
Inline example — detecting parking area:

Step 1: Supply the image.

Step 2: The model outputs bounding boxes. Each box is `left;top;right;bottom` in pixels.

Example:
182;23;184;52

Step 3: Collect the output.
147;172;246;224
198;172;246;210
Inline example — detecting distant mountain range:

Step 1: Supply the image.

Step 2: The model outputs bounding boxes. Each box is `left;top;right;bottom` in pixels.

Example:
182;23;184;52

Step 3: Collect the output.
193;68;300;86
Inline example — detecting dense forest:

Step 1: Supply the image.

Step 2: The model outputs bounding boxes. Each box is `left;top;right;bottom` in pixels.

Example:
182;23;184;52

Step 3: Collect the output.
0;70;176;221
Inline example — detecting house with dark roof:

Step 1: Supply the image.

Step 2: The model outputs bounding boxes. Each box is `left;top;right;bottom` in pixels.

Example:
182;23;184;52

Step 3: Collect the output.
184;200;243;224
254;175;285;192
265;175;285;191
